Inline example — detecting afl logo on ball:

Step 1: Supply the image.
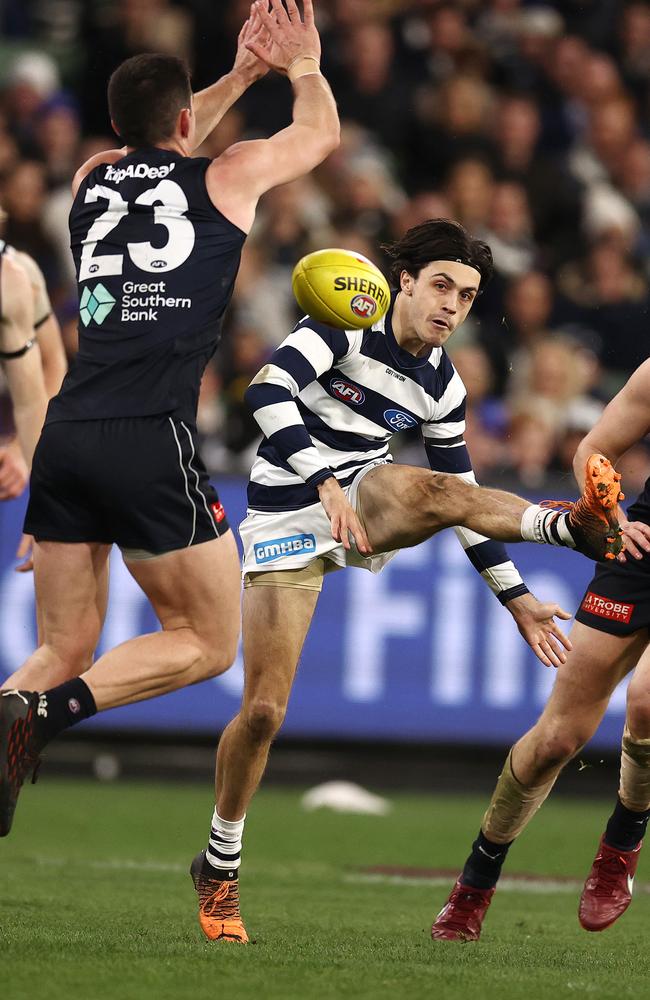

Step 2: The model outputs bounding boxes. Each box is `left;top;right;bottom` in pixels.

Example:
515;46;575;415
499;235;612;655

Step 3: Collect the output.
350;293;377;319
330;378;365;404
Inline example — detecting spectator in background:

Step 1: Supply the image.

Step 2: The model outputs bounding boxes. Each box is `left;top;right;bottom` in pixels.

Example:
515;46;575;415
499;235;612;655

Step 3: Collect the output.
480;180;537;279
558;238;650;389
491;94;584;269
0;160;62;298
332;21;409;152
34;96;81;188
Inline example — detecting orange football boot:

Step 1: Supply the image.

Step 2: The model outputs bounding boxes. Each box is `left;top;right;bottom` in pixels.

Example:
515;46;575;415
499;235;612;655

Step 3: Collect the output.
190;851;249;943
542;454;624;562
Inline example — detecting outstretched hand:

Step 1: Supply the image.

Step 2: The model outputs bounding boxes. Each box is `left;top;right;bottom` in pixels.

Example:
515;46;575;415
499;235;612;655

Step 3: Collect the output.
506;592;573;669
234;3;272;82
245;0;321;75
317;476;372;555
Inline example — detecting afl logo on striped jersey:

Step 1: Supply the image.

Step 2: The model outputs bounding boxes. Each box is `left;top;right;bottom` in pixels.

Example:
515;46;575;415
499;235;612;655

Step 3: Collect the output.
350;293;377;319
330;378;365;404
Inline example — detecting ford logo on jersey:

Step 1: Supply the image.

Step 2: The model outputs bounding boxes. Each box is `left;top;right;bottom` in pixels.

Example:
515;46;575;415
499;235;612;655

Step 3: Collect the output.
330;379;365;405
384;408;417;431
254;533;317;564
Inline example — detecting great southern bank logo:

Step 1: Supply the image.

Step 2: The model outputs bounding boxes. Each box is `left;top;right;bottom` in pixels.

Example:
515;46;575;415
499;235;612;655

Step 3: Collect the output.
254;533;316;564
79;283;116;326
384;408;417;431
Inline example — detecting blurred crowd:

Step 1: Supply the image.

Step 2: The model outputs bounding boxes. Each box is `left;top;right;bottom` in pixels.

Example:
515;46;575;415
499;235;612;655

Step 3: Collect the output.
0;0;649;492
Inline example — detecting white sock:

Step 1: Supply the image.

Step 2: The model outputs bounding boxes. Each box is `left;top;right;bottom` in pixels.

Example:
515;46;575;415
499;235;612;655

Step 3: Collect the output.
206;808;246;876
520;504;576;548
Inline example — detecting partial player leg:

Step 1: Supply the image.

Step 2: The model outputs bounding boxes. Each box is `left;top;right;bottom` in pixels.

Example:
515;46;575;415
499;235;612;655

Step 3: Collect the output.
0;532;241;838
356;456;623;561
2;540;110;691
0;540;110;836
579;641;650;932
191;576;320;942
431;622;645;941
82;530;241;710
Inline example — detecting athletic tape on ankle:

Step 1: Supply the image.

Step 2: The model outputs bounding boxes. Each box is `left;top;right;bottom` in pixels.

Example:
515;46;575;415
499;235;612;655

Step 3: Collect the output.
619;726;650;812
481;752;556;843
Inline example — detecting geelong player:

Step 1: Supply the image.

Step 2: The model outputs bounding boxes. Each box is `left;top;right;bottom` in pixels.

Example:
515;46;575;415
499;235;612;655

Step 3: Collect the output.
0;252;49;489
189;218;626;943
431;359;650;941
0;238;67;505
0;237;68;573
0;0;339;836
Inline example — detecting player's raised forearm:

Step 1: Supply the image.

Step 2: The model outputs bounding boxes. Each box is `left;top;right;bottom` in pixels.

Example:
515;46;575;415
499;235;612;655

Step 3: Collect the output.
192;67;258;151
289;73;340;157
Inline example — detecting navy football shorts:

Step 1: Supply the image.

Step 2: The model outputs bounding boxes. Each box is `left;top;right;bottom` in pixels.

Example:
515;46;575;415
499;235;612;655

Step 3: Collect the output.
25;415;230;555
575;552;650;637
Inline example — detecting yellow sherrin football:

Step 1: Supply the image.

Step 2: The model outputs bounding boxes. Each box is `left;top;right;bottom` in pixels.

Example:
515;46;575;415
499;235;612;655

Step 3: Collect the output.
291;248;391;330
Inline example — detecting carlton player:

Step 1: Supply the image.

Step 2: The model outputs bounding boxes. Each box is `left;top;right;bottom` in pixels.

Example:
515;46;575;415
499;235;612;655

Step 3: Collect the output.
187;218;627;944
0;0;339;846
431;358;650;941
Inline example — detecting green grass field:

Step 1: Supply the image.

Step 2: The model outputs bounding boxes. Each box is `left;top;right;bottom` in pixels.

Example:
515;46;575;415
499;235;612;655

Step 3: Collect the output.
2;778;649;1000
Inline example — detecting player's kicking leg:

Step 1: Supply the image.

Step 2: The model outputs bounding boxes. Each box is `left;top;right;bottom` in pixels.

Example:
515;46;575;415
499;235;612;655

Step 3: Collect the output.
190;574;320;942
0;532;240;836
356;454;624;563
579;642;650;931
428;623;646;940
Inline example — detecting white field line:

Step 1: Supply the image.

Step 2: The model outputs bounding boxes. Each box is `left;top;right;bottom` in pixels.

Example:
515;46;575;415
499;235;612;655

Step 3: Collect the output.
34;856;185;874
345;873;650;896
30;857;650;896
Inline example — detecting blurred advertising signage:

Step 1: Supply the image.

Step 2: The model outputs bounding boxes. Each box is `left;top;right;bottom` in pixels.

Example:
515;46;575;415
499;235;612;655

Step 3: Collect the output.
0;483;628;747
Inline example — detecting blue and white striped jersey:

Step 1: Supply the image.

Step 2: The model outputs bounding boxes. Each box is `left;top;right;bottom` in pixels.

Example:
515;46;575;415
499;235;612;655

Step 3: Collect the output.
245;299;528;604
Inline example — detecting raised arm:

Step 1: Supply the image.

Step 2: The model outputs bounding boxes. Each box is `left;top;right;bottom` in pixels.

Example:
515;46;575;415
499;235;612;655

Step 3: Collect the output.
206;0;339;233
192;5;269;148
71;5;268;198
0;258;47;469
573;361;650;560
573;361;650;489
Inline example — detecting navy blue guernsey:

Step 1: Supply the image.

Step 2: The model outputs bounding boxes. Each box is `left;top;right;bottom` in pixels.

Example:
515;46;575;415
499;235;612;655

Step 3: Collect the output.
626;481;650;527
47;148;245;424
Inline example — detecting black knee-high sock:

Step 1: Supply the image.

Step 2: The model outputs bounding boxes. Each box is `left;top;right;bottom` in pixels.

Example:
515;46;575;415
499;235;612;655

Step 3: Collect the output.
604;797;650;852
461;829;513;890
35;678;97;744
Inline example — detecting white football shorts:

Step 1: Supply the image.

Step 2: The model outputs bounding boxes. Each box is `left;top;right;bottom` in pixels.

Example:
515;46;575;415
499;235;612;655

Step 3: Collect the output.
240;459;397;576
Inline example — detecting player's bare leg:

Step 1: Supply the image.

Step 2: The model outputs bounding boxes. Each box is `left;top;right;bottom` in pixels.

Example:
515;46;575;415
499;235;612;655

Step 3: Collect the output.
85;531;241;709
431;623;645;940
191;579;320;943
579;640;650;931
2;541;111;691
0;532;240;837
356;456;624;561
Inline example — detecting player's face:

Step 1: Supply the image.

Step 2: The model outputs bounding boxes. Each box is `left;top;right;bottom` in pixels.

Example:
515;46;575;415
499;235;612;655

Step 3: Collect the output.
400;260;481;351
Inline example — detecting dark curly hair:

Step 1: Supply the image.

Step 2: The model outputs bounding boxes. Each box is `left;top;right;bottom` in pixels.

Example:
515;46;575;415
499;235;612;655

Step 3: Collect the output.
382;219;493;290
